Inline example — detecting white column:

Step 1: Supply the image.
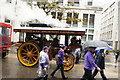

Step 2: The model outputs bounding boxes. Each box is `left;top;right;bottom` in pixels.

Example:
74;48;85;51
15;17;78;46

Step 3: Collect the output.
63;0;68;6
12;20;20;42
118;1;120;50
60;35;65;45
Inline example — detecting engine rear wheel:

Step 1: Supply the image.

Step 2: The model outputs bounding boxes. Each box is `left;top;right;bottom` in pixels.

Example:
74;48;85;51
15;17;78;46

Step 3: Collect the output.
17;42;40;67
64;54;74;71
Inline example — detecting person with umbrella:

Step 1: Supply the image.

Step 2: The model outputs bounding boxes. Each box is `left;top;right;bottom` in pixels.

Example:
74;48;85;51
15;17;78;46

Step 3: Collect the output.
81;47;100;80
93;49;108;80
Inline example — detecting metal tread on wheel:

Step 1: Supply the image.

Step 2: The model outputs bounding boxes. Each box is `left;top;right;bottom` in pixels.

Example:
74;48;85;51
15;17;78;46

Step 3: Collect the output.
64;54;74;72
17;42;40;67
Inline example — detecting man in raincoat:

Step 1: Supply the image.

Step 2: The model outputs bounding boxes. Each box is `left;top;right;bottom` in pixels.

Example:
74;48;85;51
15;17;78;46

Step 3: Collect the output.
35;46;50;80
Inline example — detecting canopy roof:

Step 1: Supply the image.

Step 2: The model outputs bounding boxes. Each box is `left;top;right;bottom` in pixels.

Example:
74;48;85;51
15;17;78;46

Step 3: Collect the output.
0;23;12;28
13;27;85;36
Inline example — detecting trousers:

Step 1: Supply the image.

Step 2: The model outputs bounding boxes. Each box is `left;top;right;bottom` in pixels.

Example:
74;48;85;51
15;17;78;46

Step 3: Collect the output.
93;68;107;80
51;64;66;78
81;68;94;80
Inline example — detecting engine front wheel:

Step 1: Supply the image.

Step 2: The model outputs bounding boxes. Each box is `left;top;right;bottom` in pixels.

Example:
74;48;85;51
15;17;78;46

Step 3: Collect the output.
17;42;40;67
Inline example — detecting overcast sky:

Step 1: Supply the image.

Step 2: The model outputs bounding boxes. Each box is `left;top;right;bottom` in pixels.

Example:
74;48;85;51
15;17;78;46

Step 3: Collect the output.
94;0;116;7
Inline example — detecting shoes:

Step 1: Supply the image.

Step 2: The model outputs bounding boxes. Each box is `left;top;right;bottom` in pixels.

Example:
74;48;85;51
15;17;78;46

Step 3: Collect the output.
51;74;55;78
34;77;43;80
63;77;68;80
75;62;79;64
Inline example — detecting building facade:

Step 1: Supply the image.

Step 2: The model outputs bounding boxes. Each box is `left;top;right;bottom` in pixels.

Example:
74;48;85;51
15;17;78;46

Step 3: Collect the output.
0;0;103;43
47;0;102;42
100;0;120;50
0;0;22;42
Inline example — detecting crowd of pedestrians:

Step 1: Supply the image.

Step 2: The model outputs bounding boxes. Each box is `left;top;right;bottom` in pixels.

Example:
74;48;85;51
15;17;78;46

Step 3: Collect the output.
34;45;119;80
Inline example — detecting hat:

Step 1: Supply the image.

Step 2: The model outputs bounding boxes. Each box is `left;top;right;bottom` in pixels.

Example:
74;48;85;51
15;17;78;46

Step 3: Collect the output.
43;46;49;50
61;45;67;48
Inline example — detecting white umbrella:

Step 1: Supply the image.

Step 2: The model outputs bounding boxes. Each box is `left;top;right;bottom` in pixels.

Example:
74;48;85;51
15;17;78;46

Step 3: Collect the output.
83;40;110;49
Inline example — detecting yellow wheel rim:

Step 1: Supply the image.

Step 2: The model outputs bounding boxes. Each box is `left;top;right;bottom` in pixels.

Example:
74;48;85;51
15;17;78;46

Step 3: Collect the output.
18;43;39;66
64;55;74;71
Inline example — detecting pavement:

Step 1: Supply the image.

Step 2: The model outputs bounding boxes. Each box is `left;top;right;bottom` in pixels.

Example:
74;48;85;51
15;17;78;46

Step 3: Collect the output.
0;46;120;80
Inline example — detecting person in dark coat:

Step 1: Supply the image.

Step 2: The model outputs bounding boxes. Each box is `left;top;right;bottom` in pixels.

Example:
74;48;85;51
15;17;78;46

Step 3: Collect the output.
114;52;120;63
93;49;108;80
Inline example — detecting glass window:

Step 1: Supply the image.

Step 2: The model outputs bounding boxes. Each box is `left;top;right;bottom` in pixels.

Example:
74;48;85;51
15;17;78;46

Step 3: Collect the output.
52;0;58;2
74;0;79;6
88;29;94;33
83;14;88;27
68;2;74;6
82;35;87;41
66;12;72;24
57;0;63;5
0;26;10;37
88;1;92;6
51;12;56;18
88;35;93;40
74;2;79;6
72;24;78;27
5;18;10;23
57;0;63;2
73;13;79;25
89;14;95;28
57;2;63;5
68;0;79;6
57;12;63;20
6;0;12;3
68;0;74;2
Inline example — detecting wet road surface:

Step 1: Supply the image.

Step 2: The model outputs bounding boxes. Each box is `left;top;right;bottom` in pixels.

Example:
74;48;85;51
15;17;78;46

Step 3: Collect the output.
1;47;119;80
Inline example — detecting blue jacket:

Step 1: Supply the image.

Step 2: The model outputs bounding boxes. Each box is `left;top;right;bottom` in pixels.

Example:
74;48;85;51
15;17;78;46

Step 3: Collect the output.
56;49;64;64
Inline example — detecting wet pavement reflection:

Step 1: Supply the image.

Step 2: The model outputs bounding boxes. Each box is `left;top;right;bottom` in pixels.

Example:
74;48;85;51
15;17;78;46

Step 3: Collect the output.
1;48;119;79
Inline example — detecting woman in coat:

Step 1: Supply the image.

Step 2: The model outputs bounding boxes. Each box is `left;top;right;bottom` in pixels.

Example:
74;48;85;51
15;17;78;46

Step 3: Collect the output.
93;49;108;80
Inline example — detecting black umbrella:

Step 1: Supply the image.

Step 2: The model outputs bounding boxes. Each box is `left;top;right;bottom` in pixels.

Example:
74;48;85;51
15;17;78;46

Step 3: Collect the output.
83;40;110;48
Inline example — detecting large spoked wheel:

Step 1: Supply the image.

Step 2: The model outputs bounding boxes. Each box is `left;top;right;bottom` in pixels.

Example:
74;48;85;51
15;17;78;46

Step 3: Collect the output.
17;42;40;67
64;54;74;72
